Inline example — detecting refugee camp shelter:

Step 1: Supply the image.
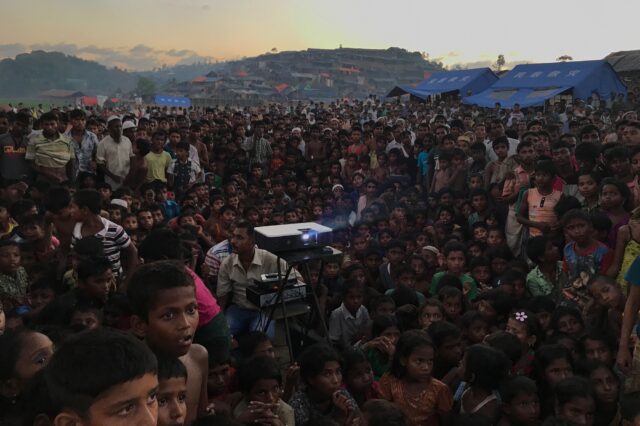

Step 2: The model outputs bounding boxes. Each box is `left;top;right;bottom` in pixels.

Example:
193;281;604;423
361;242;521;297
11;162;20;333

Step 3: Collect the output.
386;68;498;99
463;60;626;108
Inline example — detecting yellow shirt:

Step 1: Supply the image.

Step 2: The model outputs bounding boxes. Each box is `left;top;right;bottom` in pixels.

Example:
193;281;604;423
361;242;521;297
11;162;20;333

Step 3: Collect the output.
144;151;172;182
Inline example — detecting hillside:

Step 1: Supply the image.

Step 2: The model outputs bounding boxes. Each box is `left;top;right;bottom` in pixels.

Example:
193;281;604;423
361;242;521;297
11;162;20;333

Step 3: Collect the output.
0;47;443;102
0;50;136;97
163;47;445;103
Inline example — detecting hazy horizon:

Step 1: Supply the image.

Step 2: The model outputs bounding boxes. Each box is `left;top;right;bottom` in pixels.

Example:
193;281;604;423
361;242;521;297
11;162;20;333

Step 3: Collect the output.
1;0;638;71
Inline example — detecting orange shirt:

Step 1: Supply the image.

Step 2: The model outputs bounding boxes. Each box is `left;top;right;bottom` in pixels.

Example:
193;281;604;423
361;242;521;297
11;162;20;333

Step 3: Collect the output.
378;373;453;426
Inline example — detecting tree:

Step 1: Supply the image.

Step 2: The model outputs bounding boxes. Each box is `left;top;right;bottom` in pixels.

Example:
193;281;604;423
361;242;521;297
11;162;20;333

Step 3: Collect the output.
135;76;156;97
556;55;573;62
270;47;278;53
494;54;506;71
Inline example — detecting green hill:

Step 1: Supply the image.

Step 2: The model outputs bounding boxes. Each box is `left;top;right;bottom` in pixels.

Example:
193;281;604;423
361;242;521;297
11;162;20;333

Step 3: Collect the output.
0;50;136;97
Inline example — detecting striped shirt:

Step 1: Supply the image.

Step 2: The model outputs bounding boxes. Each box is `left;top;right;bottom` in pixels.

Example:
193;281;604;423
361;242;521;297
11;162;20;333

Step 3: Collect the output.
204;239;232;279
71;217;131;274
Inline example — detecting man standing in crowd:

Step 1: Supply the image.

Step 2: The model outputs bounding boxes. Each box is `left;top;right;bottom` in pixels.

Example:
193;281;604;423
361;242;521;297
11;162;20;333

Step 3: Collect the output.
25;111;73;184
0;112;32;182
96;116;133;190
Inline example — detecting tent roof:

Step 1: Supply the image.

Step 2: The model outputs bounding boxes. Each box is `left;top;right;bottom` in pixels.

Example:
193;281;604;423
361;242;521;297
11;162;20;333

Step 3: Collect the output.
386;68;498;99
463;60;627;108
606;50;640;73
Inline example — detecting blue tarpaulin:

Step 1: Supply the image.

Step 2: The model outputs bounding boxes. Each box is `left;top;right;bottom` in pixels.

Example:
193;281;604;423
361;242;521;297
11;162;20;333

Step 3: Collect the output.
387;68;499;99
154;95;192;107
463;60;627;108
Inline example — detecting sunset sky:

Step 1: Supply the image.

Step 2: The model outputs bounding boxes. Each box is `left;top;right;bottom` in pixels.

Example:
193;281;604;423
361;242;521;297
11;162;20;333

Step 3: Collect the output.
0;0;638;71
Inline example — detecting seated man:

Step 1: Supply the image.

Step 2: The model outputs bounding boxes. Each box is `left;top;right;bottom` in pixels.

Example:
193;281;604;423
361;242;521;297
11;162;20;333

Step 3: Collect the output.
216;219;300;338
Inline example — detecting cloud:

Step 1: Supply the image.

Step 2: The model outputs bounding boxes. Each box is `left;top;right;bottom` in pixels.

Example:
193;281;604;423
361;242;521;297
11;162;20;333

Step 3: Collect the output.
0;42;215;70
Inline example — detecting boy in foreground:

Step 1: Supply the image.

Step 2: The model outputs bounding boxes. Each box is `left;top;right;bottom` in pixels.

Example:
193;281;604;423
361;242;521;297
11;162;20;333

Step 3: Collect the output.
42;328;159;426
129;260;209;424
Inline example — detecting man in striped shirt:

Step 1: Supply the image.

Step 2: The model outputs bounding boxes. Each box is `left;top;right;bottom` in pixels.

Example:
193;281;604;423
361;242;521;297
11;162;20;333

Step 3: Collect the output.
69;189;138;280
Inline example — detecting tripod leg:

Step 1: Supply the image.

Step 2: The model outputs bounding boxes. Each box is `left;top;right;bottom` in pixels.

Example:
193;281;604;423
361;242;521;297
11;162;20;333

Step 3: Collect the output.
302;262;329;341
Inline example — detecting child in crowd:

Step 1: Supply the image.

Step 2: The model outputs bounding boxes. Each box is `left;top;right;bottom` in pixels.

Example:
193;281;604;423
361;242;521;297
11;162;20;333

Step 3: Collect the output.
156;353;189;426
430;242;477;301
234;355;295;426
378;330;453;425
0;328;54;423
0;240;28;312
37;328;159;425
329;280;370;349
561;209;613;304
361;314;400;380
497;377;540;426
128;260;209;424
289;344;358;425
517;160;563;238
458;344;510;423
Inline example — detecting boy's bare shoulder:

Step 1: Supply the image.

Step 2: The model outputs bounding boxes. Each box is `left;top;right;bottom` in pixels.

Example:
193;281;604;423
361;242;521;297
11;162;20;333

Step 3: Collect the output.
187;343;208;363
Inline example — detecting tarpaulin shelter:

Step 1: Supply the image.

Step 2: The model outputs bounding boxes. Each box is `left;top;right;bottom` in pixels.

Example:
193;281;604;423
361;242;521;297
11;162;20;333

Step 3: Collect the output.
463;60;627;108
81;96;98;106
386;68;498;99
154;95;192;107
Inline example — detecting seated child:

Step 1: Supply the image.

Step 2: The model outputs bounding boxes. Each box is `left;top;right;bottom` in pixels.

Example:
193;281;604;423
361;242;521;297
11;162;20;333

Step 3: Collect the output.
205;343;235;416
129;260;209;424
546;377;595;426
457;344;510;423
460;311;490;346
342;348;380;407
0;240;29;313
35;256;113;327
585;275;624;338
41;328;159;425
469;257;492;292
237;331;299;401
156;353;188;426
329;280;370;349
430;242;478;301
69;301;103;331
505;309;539;376
428;321;464;390
578;329;615;366
385;266;426;304
437;286;465;324
27;278;57;316
378;330;453;425
369;295;396;318
561;209;613;305
289;344;358;425
418;298;445;331
234;356;295;426
361;314;400;380
497;376;540;426
525;235;565;299
0;328;54;423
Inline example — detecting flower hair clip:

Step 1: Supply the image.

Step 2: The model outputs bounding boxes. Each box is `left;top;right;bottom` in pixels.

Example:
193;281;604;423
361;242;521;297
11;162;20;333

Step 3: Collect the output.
514;311;528;322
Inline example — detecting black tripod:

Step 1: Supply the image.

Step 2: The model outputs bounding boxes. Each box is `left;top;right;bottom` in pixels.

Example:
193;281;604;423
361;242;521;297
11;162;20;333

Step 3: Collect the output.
259;246;341;362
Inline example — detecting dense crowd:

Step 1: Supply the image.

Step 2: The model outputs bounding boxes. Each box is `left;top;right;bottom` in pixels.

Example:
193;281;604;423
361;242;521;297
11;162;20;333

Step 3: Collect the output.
2;96;640;426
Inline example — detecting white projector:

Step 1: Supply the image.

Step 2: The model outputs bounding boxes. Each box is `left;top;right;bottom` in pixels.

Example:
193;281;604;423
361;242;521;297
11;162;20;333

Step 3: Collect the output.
254;222;333;252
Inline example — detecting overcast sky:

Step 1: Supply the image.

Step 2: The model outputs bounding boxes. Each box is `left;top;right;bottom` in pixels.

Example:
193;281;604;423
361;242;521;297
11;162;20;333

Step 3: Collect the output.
0;0;637;71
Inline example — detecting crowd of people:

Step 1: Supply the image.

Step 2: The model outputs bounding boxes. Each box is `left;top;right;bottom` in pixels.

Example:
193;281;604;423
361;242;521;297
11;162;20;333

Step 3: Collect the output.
1;96;640;426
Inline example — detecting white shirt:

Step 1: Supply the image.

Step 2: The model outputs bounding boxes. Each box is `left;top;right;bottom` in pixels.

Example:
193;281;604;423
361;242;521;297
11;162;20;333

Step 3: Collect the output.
96;135;133;189
485;137;519;162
